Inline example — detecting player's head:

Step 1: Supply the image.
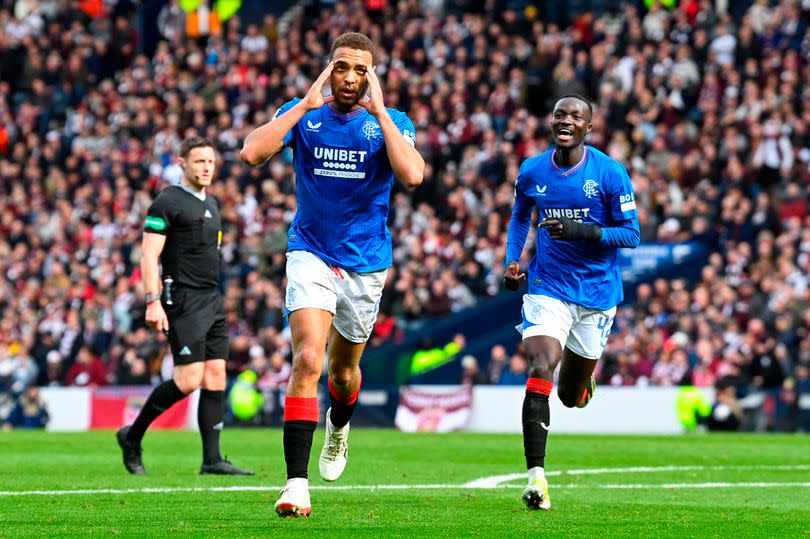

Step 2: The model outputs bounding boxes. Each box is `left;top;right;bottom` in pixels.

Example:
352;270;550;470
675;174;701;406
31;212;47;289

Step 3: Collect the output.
178;136;216;191
329;32;374;111
550;94;593;149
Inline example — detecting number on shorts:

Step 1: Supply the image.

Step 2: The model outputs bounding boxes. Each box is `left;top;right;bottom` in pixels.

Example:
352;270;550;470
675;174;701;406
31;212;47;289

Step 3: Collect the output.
596;315;612;339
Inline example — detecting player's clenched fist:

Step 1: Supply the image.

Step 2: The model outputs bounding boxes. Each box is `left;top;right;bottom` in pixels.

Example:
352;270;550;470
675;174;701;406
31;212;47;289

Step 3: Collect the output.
503;261;526;291
302;61;335;111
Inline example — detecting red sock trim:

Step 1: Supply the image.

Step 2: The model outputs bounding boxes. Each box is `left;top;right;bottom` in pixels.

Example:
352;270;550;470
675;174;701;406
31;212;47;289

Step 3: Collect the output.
526;377;553;395
284;397;319;422
328;376;361;405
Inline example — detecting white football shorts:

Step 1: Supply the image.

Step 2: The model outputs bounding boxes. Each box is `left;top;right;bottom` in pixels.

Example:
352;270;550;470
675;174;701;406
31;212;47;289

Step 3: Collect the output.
285;250;387;343
516;294;616;360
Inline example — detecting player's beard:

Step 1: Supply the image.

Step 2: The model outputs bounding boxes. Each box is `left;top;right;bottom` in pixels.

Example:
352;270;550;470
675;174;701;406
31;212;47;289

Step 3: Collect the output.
331;80;367;111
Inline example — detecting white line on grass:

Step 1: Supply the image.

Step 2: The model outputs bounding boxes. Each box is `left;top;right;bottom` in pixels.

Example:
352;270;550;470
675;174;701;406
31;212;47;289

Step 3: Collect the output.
2;482;810;497
462;464;810;488
3;465;809;497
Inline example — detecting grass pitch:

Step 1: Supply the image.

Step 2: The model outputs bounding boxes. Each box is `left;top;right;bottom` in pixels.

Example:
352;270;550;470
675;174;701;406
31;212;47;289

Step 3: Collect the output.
0;429;808;537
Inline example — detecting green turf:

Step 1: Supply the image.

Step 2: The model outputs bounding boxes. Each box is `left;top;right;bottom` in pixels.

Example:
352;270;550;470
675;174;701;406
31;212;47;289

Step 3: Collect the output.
0;430;808;537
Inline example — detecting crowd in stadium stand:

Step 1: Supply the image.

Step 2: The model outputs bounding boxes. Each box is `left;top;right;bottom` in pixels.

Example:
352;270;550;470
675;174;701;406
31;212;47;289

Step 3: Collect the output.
0;0;809;430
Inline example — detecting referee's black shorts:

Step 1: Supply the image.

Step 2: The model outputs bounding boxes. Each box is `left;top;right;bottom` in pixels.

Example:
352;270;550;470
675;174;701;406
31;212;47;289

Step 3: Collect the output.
163;287;227;365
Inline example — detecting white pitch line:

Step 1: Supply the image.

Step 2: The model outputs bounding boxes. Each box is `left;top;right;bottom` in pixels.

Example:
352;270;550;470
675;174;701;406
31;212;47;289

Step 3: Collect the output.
3;465;809;497
461;464;810;488
2;482;810;497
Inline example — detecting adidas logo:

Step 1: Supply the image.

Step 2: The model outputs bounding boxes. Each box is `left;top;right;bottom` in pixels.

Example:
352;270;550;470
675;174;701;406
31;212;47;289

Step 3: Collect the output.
204;209;213;218
306;120;322;131
179;346;192;356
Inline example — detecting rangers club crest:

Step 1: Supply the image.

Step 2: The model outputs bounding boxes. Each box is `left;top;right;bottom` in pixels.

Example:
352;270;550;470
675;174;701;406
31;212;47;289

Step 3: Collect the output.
583;180;598;198
362;121;380;140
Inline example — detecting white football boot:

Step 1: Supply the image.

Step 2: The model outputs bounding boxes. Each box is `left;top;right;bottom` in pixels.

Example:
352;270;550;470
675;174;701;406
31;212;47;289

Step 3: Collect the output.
319;407;350;481
274;478;312;518
522;466;551;510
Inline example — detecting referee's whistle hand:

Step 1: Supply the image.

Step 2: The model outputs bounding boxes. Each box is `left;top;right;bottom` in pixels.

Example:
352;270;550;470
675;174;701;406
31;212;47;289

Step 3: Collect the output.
145;302;169;334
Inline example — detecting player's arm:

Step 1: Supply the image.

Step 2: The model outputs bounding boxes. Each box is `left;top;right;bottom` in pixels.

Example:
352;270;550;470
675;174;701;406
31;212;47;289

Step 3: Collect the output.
503;167;534;291
541;164;640;247
142;206;171;333
240;63;334;166
360;67;424;189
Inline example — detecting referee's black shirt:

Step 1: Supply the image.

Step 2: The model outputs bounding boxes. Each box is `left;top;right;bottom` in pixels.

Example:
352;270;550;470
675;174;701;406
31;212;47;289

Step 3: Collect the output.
143;185;222;290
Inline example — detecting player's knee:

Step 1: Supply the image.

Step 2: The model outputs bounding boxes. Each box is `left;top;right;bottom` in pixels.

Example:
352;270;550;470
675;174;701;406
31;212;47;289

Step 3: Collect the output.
527;357;554;381
292;348;322;382
328;365;356;388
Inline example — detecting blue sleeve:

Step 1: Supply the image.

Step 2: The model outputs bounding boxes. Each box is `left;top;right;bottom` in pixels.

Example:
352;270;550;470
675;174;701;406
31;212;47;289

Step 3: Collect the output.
505;164;534;265
599;162;640;248
272;98;301;147
605;162;638;221
600;218;640;248
391;110;416;146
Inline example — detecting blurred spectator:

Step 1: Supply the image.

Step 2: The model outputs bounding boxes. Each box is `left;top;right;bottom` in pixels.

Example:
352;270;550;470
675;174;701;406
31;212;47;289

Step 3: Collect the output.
65;346;108;387
706;377;743;431
460;355;488;385
499;353;529;385
2;386;49;430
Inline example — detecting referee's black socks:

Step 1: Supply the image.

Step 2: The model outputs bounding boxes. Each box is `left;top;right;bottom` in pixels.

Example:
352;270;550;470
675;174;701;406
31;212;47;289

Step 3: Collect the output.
127;379;187;445
198;389;225;465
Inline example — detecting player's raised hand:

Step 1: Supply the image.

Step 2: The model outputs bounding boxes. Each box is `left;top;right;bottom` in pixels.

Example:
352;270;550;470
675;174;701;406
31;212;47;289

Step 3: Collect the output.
145;301;169;334
302;61;335;111
503;261;526;292
358;66;385;117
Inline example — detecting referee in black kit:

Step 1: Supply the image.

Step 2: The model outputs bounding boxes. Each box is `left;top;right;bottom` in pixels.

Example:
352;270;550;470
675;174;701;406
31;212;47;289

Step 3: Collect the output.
116;136;252;476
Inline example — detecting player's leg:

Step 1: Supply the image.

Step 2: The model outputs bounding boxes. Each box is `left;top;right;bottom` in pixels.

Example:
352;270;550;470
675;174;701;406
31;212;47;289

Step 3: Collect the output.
521;335;561;510
198;295;253;475
557;349;597;408
320;326;365;481
275;307;332;517
116;305;204;475
319;266;385;481
558;306;616;408
275;250;337;518
517;294;574;510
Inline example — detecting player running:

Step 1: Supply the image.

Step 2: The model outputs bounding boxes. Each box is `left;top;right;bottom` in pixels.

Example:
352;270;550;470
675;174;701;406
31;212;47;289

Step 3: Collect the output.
240;32;424;518
503;94;640;510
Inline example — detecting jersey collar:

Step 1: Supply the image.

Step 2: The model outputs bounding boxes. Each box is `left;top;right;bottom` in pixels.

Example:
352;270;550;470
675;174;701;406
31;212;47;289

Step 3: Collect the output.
550;146;589;177
327;102;367;118
177;183;206;201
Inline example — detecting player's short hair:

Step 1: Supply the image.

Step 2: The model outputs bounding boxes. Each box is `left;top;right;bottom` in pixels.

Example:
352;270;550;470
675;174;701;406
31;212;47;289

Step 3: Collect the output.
179;136;215;158
555;94;593;121
330;32;375;59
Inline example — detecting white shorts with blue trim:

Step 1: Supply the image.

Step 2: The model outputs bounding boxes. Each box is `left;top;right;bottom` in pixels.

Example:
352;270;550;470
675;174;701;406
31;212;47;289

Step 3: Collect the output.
285;250;387;343
516;294;616;360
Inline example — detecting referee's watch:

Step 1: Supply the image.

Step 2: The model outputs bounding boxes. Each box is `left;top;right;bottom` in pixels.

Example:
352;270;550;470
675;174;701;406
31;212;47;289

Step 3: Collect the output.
145;292;160;305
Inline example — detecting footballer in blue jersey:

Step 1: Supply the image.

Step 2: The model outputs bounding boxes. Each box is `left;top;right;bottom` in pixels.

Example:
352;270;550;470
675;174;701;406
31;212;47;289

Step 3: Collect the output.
503;95;640;511
240;32;424;518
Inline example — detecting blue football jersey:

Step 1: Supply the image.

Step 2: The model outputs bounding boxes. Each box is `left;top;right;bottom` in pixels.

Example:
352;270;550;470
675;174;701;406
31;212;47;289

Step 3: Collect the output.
274;98;416;272
509;146;639;310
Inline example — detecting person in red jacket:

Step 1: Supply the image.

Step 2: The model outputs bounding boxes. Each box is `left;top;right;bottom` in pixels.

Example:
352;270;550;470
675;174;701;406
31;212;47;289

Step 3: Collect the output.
66;345;108;387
